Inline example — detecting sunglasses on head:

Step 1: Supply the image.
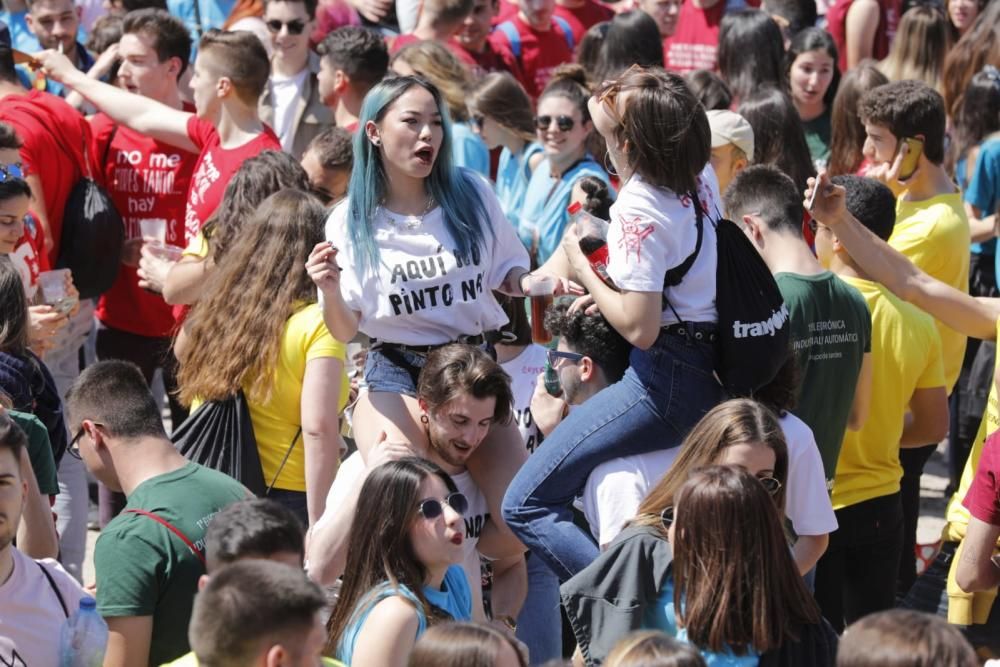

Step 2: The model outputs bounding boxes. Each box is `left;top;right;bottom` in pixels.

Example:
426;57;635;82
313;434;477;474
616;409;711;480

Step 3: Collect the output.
266;18;306;34
418;492;469;519
658;475;782;531
536;115;575;132
0;162;24;183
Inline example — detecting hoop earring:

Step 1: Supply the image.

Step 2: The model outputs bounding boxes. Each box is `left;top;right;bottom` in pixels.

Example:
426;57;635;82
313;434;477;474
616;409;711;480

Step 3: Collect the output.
604;151;618;177
420;414;429;425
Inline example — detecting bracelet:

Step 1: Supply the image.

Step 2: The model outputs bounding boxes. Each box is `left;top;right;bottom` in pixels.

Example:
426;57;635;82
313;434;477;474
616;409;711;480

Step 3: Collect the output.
518;271;531;296
497;615;518;632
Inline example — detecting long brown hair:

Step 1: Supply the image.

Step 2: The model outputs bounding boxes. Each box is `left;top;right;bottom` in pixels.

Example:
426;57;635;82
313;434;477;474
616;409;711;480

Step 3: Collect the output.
878;5;951;90
941;0;1000;119
409;621;529;667
671;465;821;654
392;41;473;122
325;457;459;655
827;61;888;176
0;257;29;356
177;189;325;405
634;399;788;530
467;72;535;142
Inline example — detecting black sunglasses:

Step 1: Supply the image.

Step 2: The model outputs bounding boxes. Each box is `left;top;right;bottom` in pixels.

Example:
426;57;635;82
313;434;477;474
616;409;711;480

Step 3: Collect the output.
535;115;575;132
418;492;469;519
266;18;307;34
0;162;24;183
546;348;584;367
67;427;85;460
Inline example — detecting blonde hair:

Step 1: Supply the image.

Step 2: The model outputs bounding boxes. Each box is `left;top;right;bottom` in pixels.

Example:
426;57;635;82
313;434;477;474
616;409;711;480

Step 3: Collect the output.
878;5;952;90
391;41;472;121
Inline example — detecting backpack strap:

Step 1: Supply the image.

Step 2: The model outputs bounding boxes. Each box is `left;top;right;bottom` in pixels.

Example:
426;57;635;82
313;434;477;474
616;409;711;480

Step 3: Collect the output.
265;428;302;496
552;15;575;52
497;21;521;59
36;560;70;618
663;196;705;288
124;509;207;567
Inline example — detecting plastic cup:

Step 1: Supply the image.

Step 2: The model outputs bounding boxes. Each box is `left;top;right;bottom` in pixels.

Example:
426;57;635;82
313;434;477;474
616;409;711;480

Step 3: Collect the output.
38;269;76;314
146;244;184;262
139;218;167;243
527;275;557;345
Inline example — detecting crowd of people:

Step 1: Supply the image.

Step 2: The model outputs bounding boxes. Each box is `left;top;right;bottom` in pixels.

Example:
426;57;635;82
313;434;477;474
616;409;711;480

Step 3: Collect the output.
0;0;999;662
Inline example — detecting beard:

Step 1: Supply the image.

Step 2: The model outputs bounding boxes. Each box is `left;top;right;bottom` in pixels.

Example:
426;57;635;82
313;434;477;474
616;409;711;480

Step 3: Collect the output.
426;425;476;471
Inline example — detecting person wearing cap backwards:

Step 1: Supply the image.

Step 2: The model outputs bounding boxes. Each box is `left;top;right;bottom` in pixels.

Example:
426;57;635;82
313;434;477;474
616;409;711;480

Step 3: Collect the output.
707;109;754;195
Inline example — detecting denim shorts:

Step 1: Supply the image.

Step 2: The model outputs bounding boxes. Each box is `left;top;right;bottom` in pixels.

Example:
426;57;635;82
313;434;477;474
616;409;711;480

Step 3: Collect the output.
363;343;496;396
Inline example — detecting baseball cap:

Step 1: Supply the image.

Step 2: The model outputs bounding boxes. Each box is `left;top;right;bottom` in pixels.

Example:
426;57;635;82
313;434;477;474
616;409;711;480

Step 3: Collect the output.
707;110;755;162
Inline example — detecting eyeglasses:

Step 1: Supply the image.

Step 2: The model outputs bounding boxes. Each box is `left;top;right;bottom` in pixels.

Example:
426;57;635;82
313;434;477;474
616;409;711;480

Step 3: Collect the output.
418;492;469;519
660;505;674;529
470;113;485;130
0;162;24;183
546;348;584;367
67;421;104;460
757;475;782;496
535;115;575;132
266;19;307;34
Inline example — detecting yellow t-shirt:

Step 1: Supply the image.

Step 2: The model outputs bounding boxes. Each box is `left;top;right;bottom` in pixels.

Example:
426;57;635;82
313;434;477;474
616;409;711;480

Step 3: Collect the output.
248;303;350;492
182;231;210;259
831;277;945;509
944;318;1000;624
889;192;970;391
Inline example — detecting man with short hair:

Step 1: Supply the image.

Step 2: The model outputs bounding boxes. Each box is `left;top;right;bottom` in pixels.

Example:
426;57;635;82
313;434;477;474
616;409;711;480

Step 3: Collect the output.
258;0;333;159
0;410;87;667
859;79;971;595
307;345;526;628
725;164;872;489
638;0;682;40
315;26;388;133
187;560;339;667
391;0;478;66
36;28;280;257
91;8;196;438
707;109;753;195
65;360;248;666
22;0;93;96
812;175;948;633
454;0;510;74
301;126;352;207
488;0;574;99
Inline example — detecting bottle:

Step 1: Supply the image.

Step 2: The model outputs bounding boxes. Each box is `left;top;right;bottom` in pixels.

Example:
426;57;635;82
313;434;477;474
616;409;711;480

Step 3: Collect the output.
568;202;615;289
60;597;108;667
543;360;563;397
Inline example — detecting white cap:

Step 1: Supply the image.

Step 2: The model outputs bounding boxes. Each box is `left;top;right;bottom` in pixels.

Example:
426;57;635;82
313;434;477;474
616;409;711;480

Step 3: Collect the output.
707;110;755;162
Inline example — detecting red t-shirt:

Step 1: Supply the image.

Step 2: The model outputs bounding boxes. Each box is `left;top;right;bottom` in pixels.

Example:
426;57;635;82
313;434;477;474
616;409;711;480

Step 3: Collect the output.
826;0;901;71
390;33;480;67
92;108;199;338
554;0;614;44
457;41;517;78
964;430;1000;526
662;0;726;73
0;90;89;266
494;0;518;23
488;15;574;99
183;116;281;243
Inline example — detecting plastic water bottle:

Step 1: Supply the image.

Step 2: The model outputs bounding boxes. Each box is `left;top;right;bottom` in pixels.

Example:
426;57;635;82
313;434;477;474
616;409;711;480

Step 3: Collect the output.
567;202;616;289
59;597;108;667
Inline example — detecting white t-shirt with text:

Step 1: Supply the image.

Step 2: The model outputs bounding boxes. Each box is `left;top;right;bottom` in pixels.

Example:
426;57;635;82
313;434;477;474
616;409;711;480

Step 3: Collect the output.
499;344;548;454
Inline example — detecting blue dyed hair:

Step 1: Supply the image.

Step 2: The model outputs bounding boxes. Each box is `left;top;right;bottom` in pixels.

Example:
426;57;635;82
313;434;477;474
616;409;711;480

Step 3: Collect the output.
346;75;492;275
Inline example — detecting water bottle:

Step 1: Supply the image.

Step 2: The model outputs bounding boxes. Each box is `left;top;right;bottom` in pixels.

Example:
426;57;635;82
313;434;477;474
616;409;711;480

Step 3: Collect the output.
59;597;108;667
567;202;616;289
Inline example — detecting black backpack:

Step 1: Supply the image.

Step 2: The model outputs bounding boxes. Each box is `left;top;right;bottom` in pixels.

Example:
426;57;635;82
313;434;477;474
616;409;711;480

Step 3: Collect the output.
664;200;790;396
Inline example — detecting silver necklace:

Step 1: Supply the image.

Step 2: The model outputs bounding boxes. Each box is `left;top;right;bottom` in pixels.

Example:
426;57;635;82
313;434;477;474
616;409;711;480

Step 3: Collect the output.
381;195;436;230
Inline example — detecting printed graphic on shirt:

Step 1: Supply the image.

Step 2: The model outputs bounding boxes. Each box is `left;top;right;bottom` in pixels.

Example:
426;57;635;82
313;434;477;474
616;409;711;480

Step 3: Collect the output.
185;152;221;240
386;244;489;316
111;148;187;244
618;216;655;263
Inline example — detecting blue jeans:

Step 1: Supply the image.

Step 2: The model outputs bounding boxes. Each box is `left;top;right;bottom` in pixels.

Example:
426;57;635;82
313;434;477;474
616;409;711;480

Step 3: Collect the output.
516;554;562;664
502;327;722;582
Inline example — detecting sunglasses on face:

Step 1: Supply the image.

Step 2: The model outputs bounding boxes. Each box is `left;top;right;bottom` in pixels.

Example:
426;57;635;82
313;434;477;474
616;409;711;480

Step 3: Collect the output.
546;348;584;367
535;115;575;132
265;19;307;34
0;162;24;183
418;492;469;519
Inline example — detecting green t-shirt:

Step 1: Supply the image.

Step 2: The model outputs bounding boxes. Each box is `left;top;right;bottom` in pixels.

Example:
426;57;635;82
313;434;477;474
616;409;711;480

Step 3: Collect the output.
10;410;58;495
776;272;872;485
803;108;832;170
95;462;248;666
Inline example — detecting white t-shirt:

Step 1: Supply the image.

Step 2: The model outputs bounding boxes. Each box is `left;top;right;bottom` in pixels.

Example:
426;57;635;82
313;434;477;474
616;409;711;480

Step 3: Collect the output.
325;178;530;345
0;548;87;666
606;166;720;325
581;412;837;546
317;453;491;619
499;344;548;454
270;68;310;154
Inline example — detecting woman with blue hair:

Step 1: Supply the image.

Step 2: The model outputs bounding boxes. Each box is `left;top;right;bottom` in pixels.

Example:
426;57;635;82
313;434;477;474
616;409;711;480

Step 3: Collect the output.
306;75;570;544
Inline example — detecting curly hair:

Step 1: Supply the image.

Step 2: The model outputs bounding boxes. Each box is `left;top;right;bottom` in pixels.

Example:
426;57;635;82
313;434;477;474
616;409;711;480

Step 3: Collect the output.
859;81;947;164
177;190;326;405
543;299;630;383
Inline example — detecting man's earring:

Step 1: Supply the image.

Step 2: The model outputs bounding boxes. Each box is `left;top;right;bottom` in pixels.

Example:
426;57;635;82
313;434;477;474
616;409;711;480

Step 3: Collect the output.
420;414;429;425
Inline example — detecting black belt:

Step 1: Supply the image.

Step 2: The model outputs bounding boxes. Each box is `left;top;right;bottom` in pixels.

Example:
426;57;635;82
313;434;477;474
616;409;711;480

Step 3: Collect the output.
662;322;718;343
371;331;506;356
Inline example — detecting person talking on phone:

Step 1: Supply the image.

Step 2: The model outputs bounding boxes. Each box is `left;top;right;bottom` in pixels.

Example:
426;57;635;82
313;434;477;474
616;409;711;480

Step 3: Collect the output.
858;79;971;598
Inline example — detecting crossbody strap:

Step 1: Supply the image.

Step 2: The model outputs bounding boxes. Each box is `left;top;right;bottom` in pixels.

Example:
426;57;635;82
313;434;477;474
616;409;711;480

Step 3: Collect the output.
266;428;302;495
36;560;70;618
124;509;207;567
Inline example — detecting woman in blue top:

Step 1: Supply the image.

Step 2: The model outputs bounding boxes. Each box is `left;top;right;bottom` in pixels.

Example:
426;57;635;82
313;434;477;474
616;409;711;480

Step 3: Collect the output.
519;65;610;264
468;72;543;231
325;457;473;666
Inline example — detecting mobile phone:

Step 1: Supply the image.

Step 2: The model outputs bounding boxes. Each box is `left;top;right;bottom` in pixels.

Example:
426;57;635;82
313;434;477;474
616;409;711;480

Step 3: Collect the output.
895;137;924;182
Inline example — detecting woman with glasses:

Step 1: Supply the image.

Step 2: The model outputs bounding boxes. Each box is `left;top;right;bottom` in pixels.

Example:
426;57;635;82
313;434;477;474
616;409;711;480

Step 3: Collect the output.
562;446;836;666
518;64;611;264
468;72;543;232
325;457;473;666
